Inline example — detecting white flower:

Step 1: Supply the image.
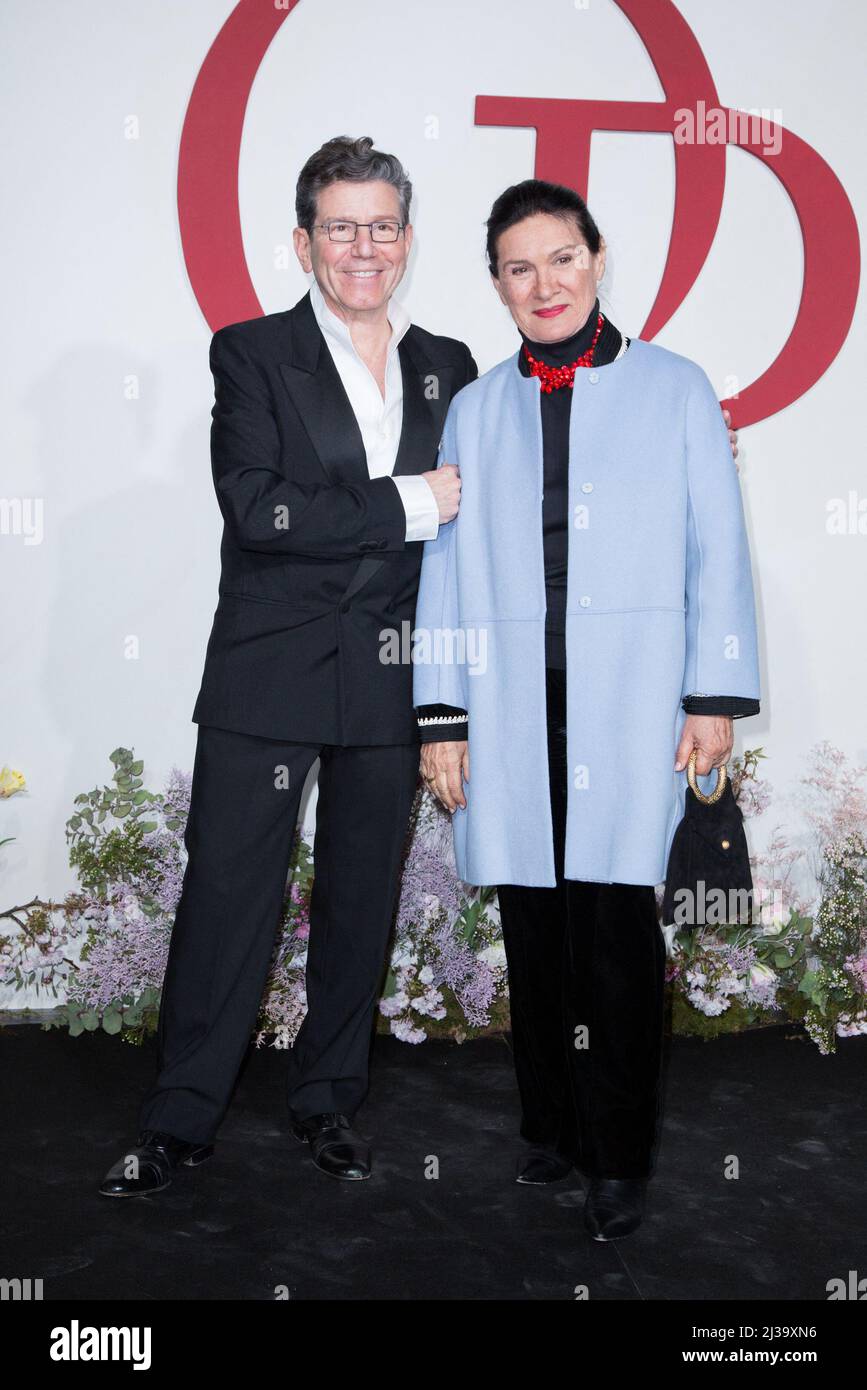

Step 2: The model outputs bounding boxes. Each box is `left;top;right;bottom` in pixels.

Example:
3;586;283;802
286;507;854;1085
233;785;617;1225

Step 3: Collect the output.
688;989;730;1017
390;942;418;970
392;1017;426;1044
836;1011;867;1037
660;923;679;956
759;906;791;932
379;989;410;1017
719;972;745;995
419;893;441;925
413;986;446;1019
749;963;778;990
477;942;507;971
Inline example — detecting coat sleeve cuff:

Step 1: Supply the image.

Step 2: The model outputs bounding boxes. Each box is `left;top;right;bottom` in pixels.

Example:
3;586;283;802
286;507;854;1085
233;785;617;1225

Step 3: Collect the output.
416;703;468;743
681;694;761;719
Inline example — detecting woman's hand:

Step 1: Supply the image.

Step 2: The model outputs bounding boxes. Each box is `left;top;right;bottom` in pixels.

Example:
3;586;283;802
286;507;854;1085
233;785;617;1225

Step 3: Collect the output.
420;740;469;813
722;408;740;471
674;715;733;775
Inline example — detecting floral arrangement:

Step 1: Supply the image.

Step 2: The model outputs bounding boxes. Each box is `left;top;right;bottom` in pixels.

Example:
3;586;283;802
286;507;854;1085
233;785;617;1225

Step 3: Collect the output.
663;745;867;1051
1;742;865;1054
377;789;507;1044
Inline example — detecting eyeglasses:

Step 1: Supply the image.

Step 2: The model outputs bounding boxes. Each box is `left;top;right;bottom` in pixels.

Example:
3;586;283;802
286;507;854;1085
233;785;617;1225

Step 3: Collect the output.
315;219;405;243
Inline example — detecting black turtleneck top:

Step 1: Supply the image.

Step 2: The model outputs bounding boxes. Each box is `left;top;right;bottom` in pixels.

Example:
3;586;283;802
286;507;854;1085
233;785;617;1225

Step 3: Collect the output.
416;302;760;743
518;301;624;670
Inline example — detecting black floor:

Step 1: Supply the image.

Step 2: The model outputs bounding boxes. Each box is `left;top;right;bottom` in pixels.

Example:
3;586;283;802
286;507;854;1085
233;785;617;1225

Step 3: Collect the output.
1;1021;865;1301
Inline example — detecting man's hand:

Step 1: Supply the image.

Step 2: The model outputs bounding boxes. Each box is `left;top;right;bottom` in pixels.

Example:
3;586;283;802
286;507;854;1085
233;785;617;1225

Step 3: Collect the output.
674;714;733;775
421;463;461;524
722;407;740;471
420;739;469;812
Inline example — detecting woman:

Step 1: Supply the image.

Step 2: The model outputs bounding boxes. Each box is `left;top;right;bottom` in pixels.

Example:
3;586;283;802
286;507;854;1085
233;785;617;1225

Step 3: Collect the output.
412;180;760;1242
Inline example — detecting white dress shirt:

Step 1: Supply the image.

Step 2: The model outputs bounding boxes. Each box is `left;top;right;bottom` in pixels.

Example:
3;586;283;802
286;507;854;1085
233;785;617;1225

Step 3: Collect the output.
308;276;440;543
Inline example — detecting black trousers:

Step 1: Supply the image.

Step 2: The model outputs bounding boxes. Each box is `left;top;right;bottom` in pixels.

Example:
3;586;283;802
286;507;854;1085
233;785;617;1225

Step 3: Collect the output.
137;724;420;1145
496;667;667;1180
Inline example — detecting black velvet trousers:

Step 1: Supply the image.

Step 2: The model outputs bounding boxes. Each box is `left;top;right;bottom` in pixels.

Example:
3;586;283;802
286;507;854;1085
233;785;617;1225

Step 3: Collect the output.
496;667;667;1180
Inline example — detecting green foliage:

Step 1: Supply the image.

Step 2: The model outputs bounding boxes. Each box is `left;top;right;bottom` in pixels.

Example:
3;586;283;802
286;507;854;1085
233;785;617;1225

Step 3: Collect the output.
668;986;802;1041
729;746;768;801
47;985;162;1046
802;831;867;1052
66;747;161;896
455;885;497;948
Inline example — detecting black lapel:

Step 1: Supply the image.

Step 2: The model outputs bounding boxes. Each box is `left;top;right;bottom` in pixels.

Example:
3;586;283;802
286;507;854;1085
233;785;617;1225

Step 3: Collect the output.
276;290;457;603
392;332;454;478
278;290;455;485
277;292;369;486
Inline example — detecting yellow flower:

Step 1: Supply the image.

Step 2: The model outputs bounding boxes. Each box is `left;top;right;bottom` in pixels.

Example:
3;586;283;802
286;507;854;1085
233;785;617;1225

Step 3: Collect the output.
0;767;26;798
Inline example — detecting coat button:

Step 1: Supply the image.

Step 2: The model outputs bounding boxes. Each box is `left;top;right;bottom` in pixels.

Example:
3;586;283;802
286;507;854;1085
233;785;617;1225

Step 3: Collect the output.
339;601;351;614
581;482;593;493
579;595;591;607
377;539;388;549
588;371;600;384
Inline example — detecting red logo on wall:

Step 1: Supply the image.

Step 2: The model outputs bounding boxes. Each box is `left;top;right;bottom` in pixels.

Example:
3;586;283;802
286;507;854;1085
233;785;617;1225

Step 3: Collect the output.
178;0;859;427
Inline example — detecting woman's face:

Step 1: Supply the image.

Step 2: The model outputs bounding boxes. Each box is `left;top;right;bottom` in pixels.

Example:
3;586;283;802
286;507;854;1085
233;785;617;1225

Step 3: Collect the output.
491;212;606;343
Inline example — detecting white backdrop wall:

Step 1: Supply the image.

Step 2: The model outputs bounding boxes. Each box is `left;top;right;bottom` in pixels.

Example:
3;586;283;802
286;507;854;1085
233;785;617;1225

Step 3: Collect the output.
2;0;865;1005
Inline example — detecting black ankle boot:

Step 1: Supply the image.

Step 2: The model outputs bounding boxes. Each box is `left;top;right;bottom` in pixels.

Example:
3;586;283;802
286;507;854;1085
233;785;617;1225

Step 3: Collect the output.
515;1145;574;1184
583;1176;648;1240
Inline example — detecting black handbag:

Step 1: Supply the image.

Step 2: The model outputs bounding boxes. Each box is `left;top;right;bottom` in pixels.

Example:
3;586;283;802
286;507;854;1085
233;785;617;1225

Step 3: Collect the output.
661;749;753;930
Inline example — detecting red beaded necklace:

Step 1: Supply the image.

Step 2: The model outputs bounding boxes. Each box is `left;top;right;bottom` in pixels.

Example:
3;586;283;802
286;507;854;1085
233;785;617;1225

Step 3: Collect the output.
523;312;604;392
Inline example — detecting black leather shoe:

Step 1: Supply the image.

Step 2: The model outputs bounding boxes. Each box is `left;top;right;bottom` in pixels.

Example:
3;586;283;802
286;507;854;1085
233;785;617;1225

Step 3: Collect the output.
583;1177;648;1240
288;1111;371;1181
515;1145;574;1184
98;1129;215;1197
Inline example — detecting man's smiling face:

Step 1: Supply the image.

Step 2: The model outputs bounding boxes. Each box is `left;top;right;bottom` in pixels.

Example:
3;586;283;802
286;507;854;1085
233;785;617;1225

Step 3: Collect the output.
293;178;413;322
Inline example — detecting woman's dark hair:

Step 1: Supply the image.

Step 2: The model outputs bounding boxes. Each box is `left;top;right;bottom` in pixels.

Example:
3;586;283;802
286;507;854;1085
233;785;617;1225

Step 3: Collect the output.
295;135;412;234
485;179;602;278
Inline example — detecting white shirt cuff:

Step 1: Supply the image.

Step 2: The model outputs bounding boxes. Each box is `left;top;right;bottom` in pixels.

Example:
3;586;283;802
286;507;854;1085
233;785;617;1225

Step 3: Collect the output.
390;474;440;542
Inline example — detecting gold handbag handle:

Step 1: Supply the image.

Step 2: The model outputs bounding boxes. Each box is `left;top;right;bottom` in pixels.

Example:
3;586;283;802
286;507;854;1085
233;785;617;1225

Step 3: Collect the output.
686;747;728;805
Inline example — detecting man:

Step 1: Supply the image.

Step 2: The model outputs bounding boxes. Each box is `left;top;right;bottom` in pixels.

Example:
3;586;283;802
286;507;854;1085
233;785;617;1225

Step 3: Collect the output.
99;135;469;1195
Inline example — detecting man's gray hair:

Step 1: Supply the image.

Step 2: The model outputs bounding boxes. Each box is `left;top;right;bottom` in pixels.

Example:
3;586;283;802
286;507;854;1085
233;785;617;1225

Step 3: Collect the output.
295;135;412;234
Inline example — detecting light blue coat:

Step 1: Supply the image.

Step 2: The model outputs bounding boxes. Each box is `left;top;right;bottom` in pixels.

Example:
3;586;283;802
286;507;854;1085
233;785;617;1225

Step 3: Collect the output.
412;338;761;888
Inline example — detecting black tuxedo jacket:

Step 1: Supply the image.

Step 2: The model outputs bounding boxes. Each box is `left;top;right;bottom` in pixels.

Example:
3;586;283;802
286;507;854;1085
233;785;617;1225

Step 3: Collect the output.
191;290;477;745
